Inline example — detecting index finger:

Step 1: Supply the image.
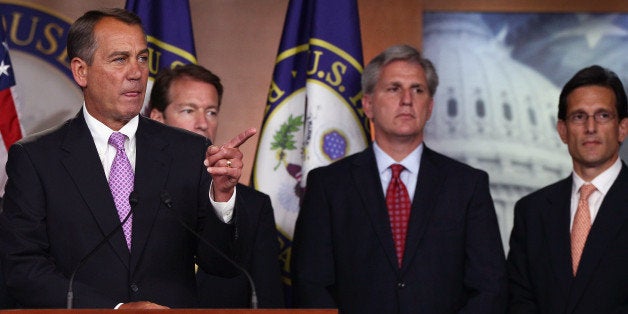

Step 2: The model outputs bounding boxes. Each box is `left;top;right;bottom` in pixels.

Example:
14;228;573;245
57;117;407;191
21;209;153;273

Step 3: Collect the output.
224;127;257;148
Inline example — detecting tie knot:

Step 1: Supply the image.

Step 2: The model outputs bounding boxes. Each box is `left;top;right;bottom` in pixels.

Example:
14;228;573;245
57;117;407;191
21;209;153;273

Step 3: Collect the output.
579;183;596;200
109;132;127;151
390;164;404;179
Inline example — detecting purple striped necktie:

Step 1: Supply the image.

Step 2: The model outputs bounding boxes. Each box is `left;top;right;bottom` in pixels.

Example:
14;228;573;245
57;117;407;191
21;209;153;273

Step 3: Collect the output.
108;132;134;250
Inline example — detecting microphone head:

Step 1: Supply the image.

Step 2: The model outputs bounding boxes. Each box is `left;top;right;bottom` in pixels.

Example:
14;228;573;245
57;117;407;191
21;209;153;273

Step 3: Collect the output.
129;191;139;207
160;191;173;208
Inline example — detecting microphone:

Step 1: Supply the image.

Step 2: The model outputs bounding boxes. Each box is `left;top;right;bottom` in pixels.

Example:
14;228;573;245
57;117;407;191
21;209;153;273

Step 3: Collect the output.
159;190;258;309
66;191;138;309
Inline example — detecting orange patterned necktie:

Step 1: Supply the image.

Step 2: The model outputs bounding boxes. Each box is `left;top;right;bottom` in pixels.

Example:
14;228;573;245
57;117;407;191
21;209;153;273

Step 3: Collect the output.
386;164;411;268
571;183;596;276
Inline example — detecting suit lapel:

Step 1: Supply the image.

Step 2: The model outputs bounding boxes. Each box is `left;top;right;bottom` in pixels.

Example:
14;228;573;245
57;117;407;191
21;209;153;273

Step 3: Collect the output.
129;117;171;273
539;176;573;300
567;165;628;312
401;147;443;272
233;183;255;261
60;111;130;267
351;147;400;271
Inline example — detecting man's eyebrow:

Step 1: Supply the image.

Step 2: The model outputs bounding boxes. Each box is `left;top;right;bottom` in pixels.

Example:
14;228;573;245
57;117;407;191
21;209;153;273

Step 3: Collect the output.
386;81;424;88
107;48;149;58
107;51;130;58
177;102;199;108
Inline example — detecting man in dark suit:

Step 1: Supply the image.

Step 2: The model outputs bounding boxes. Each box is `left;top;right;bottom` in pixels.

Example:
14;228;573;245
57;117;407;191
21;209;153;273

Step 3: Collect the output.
0;9;254;309
0;197;16;309
148;64;283;308
291;44;507;313
507;65;628;313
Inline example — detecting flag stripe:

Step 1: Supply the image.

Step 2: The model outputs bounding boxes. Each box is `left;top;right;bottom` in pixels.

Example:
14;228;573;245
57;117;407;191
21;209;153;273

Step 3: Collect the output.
0;89;22;150
1;26;23;197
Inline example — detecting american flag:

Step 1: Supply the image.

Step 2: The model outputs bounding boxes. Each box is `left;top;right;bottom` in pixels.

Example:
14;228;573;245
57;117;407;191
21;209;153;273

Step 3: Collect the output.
0;27;23;197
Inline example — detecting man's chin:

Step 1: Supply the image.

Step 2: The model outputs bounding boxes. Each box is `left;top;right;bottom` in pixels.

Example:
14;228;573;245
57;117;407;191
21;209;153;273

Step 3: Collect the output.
120;109;141;122
123;102;143;115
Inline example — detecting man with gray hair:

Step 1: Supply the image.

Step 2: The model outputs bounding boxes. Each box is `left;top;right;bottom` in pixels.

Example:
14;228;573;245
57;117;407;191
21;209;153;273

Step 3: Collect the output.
291;44;507;313
0;8;253;309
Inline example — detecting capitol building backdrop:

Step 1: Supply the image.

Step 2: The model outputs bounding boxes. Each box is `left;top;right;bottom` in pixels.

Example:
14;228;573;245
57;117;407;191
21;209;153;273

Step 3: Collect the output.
423;13;628;249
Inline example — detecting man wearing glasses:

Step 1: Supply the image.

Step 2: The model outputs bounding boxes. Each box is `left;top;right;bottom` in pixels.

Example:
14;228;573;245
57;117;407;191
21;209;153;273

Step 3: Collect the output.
507;65;628;313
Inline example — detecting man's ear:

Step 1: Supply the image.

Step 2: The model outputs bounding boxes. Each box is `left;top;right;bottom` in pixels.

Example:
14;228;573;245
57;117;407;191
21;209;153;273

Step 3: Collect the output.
362;93;373;120
557;119;568;144
149;108;165;123
618;117;628;143
426;97;435;121
71;57;88;88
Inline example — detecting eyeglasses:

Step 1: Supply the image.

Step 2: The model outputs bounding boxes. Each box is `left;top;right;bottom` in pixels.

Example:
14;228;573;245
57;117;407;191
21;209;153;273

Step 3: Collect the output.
566;111;616;125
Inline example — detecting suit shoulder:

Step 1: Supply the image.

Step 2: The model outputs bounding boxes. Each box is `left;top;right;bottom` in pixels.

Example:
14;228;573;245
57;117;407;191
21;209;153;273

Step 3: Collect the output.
305;154;360;187
139;118;210;157
11;118;76;153
311;149;365;174
142;117;208;144
237;184;271;202
425;146;488;177
516;178;569;207
17;118;73;144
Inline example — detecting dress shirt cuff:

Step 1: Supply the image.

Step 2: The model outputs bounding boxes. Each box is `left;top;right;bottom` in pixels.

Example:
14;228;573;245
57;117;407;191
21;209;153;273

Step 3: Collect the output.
114;303;123;309
209;181;236;223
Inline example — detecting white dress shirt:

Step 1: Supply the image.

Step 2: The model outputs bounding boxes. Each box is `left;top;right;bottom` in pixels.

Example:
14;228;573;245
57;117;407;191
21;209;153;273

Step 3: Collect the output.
569;157;622;231
373;142;422;202
82;105;235;223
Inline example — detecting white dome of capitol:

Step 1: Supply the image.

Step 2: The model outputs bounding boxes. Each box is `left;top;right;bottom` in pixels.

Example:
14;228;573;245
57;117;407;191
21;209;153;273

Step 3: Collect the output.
422;13;572;249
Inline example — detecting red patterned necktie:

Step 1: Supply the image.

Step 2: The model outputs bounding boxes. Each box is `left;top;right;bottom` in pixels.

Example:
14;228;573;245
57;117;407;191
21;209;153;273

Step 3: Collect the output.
108;132;134;250
386;164;411;268
571;183;596;276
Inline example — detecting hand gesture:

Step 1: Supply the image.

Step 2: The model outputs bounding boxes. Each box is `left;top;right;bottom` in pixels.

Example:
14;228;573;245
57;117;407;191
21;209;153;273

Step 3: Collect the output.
204;128;257;201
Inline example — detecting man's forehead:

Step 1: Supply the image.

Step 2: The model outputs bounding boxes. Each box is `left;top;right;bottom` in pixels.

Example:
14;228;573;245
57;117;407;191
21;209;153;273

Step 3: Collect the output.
379;61;425;77
567;86;616;104
93;18;147;44
569;85;614;96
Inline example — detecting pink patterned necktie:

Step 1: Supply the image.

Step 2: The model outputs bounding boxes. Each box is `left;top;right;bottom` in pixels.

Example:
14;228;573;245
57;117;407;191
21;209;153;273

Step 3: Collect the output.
386;164;411;268
108;132;134;250
571;183;596;276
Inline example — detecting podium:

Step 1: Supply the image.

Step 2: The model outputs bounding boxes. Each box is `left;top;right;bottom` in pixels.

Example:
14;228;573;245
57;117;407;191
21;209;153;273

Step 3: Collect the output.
0;310;336;314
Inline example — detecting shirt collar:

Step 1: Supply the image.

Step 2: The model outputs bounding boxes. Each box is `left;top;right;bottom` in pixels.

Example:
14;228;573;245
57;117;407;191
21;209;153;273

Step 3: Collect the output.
373;141;423;176
83;103;139;146
572;157;622;196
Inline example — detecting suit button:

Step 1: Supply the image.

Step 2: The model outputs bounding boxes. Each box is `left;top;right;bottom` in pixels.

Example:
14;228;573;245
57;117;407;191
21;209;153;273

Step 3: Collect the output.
397;282;406;289
130;283;139;293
